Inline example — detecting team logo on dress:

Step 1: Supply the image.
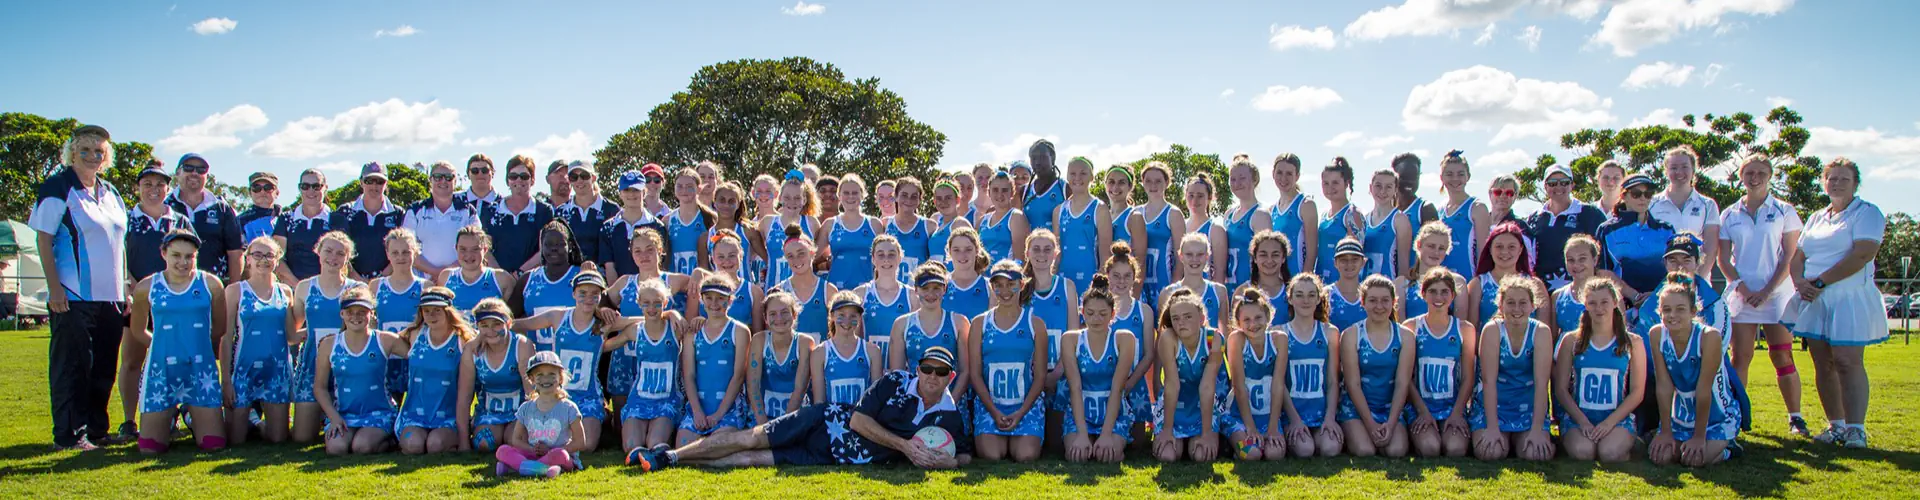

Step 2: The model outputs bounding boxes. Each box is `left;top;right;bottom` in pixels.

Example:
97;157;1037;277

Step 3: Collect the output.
1765;213;1776;222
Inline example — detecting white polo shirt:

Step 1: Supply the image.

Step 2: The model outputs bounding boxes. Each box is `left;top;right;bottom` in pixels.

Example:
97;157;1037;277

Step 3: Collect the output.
1718;195;1803;284
1800;198;1885;279
1649;189;1721;239
403;197;480;268
28;168;129;302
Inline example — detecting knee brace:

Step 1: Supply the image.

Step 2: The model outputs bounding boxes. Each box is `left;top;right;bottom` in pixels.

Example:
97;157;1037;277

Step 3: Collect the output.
137;438;169;453
199;435;227;451
1776;364;1798;377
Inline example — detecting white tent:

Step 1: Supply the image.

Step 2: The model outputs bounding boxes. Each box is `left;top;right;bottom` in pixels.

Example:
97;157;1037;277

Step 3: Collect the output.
1;221;49;318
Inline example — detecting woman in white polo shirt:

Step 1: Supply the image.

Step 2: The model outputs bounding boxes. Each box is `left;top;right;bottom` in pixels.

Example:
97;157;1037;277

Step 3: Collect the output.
31;125;131;451
1717;155;1807;437
1648;146;1721;278
1786;158;1887;449
405;161;480;278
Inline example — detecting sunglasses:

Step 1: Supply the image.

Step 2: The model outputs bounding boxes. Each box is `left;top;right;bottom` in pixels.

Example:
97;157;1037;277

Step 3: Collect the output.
431;173;457;181
568;172;593;181
298;182;325;191
918;365;952;377
468;167;490;176
645;176;664;184
250;183;275;192
362;178;388;186
506;173;533;181
1626;189;1653;199
1490;189;1516;198
1545;179;1572;188
180;164;209;174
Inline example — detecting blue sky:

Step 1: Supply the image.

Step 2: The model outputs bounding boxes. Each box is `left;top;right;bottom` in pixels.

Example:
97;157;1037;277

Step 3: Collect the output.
6;1;1919;213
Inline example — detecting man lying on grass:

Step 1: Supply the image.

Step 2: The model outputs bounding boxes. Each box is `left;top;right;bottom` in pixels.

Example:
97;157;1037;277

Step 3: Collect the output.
627;347;971;469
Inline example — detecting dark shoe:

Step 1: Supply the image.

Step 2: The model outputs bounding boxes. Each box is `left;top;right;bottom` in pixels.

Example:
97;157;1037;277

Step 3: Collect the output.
53;438;101;452
1788;416;1811;438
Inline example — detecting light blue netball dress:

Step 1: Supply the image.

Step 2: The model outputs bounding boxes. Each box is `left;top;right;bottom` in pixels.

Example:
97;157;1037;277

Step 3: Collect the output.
231;281;293;406
1440;197;1479;280
329;332;398;429
928;213;957;265
1061;329;1135;438
1338;323;1403;425
520;266;580;351
471;339;524;426
759;333;805;421
941;272;991;321
1141;204;1176;307
1110;205;1135;244
1233;332;1280;434
1030;279;1072;373
140;273;222;413
621;320;683;422
553;311;610;421
978;210;1019;264
1112;298;1154;425
1284;322;1334;429
1156;329;1240;438
1057;198;1104;292
1475;273;1540;327
826;216;877;291
1224;204;1262;289
1316;204;1356;282
1327;284;1367;332
863;284;910;371
1024;180;1067;231
680;320;751;434
446;269;504;320
902;311;961;381
374;274;426;396
396;328;462;429
667;210;709;275
763;214;813;284
1659;323;1743;442
776;277;830;339
1413;317;1466;422
887;217;932;278
1558;333;1639;435
1361;209;1402;279
1475;319;1547;432
820;338;874;406
294;280;363;404
1552;283;1585;333
974;309;1046;437
1269;193;1308;274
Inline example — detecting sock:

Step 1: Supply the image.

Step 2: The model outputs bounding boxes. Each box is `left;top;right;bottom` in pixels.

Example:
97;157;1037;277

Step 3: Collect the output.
137;438;168;453
517;461;553;477
664;450;679;464
1788;412;1803;420
1831;420;1848;429
199;435;227;451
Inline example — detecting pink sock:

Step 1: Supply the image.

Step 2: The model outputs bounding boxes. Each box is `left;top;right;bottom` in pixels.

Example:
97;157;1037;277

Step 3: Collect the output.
538;448;574;471
199;435;227;451
137;438;168;453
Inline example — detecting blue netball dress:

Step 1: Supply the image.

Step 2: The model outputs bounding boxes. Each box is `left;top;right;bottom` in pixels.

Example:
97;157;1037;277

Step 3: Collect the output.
1338;323;1403;425
1474;273;1505;327
1161;282;1223;329
1157;330;1239;438
1024;181;1067;231
759;334;805;421
1361;209;1402;279
294;280;362;404
863;284;910;371
1660;324;1742;442
1270;194;1308;274
667;210;709;275
140;274;222;413
1404;277;1433;319
1192;217;1217;281
1478;319;1544;432
777;278;830;339
887;218;932;276
1258;286;1293;325
682;321;750;433
1062;330;1134;437
520;266;580;351
231;282;292;406
974;310;1046;436
472;339;524;426
1142;204;1176;306
1403;197;1428;231
1440;197;1479;280
1413;318;1465;422
1316;204;1355;282
1224;205;1262;289
330;333;397;429
1285;323;1333;428
764;214;813;284
375;274;426;395
446;269;503;319
396;329;462;429
902;312;960;378
697;268;757;327
821;339;874;405
1057;199;1104;291
1560;334;1638;434
1552;284;1585;333
1235;332;1280;434
1112;299;1154;425
1110;205;1135;244
1634;277;1728;335
553;311;609;420
826;216;878;290
928;214;957;265
941;273;991;321
1030;280;1072;371
1327;285;1367;331
621;321;683;422
978;211;1017;264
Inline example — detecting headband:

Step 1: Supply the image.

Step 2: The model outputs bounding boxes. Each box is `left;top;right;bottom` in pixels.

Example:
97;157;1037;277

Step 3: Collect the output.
700;283;735;296
933;180;959;196
474;310;510;324
1069;155;1093;167
989;268;1024;282
784;169;805;182
830;297;863;312
341;298;375;311
913;273;949;288
1106;166;1135;183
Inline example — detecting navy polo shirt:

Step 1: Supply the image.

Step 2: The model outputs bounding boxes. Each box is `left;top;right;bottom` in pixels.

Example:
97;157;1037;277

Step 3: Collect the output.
125;206;193;282
599;212;666;276
480;198;555;270
237;205;284;246
273;205;335;280
1525;201;1609;289
165;191;244;276
555;197;619;268
328;198;405;278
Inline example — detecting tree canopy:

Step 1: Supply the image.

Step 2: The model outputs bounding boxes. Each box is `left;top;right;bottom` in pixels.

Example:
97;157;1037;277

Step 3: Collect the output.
325;163;429;208
1;112;154;218
1089;144;1231;215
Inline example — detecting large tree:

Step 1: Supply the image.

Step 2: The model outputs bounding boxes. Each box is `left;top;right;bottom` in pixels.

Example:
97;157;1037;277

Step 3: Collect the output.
595;57;947;205
1089;144;1230;215
1514;106;1825;217
1;112;154;218
326;163;429;208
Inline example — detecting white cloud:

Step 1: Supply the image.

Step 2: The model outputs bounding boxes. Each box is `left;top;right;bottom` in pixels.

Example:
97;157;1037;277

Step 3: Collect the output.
978;134;1172;167
1401;65;1615;145
1516;25;1542;51
1344;0;1533;41
1478;149;1535;170
1806;126;1920;180
374;25;418;38
1473;23;1498;46
1765;96;1793;108
249;99;464;159
460;135;513;147
1701;63;1725;86
1589;0;1794;56
1621;62;1695;89
157;104;269;154
1628;108;1685;128
1250;85;1343;114
314;161;358;174
1324;131;1366;148
782;1;826;16
511;131;597;164
1219;88;1235;99
1269;25;1336;51
190;17;236;35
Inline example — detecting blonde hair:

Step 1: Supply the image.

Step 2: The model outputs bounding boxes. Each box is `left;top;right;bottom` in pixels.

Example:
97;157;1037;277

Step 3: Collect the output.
61;134;113;166
1492;275;1543;322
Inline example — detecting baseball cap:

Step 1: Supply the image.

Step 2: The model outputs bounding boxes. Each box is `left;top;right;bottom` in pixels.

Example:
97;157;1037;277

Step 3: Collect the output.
360;162;388;181
248;172;279;187
1623;174;1658;191
618;170;646;191
72;124;111;141
547;160;569;175
160;229;201;249
1544;165;1573;181
1009;160;1032;173
639;163;666;180
527;351;565;372
919;346;956;369
568;160;592;174
1664;234;1702;259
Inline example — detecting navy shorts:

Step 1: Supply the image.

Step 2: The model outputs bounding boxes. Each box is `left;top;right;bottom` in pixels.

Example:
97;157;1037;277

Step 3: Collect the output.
765;403;885;466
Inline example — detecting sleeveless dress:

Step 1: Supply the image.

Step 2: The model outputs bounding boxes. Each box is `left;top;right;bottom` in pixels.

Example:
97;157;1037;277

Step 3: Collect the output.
826;216;877;290
1660;324;1744;442
329;332;398;429
1316;204;1356;282
1284;322;1334;428
472;339;524;426
1141;204;1176;307
521;266;581;351
902;312;961;381
821;338;874;406
1476;319;1546;432
887;217;932;278
1224;204;1263;289
1234;332;1280;434
1412;318;1466;422
446;268;504;320
1110;205;1135;244
1338;323;1403;425
231;281;293;406
776;278;830;338
1024;181;1068;231
1269;194;1308;276
375;274;427;396
1156;330;1240;438
973;309;1046;437
553;311;609;421
1112;299;1154;425
621;320;683;422
1558;334;1639;435
1327;284;1367;331
1030;280;1072;372
928;213;958;265
764;214;814;284
759;333;806;421
978;210;1019;264
941;272;991;321
1061;329;1135;437
396;329;462;429
1057;198;1104;292
862;284;911;371
667;210;709;275
1362;208;1403;279
680;321;751;434
1552;283;1585;333
139;273;222;413
294;280;363;404
1440;197;1479;280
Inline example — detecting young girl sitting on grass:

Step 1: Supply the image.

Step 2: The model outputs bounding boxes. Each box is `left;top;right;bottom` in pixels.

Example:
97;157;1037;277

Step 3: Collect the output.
496;351;589;478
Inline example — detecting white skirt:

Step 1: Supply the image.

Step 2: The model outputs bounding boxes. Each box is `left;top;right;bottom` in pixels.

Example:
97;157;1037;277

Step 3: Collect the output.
1726;279;1794;324
1785;273;1890;346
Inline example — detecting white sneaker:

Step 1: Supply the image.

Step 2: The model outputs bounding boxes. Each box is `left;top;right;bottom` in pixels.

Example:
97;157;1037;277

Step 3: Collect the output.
1842;428;1869;449
1813;425;1846;444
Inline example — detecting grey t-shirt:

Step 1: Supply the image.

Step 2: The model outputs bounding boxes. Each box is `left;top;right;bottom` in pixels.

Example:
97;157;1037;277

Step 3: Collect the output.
515;398;581;448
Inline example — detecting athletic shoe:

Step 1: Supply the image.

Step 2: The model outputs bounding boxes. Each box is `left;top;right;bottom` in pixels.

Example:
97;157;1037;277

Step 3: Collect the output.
53;438;101;452
110;422;139;445
495;463;509;477
625;448;648;467
543;466;561;479
1788;417;1811;438
1842;428;1870;449
628;448;669;472
1813;424;1847;444
1725;441;1745;460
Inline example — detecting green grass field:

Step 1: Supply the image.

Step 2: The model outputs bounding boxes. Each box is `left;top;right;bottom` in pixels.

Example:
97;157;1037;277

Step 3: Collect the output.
0;329;1916;499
